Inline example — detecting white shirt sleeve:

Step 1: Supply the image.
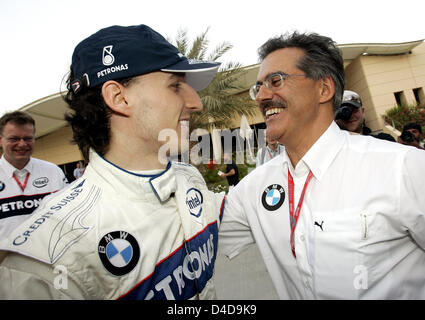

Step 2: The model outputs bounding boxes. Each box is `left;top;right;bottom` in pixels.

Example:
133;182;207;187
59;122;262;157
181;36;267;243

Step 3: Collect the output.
218;186;254;259
399;147;425;249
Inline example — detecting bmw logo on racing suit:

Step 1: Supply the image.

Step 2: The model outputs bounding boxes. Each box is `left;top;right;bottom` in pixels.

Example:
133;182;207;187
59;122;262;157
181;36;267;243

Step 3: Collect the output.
98;231;140;276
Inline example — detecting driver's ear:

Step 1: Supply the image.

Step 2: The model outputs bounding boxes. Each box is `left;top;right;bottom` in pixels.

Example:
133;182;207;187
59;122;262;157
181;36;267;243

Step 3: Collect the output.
102;80;132;116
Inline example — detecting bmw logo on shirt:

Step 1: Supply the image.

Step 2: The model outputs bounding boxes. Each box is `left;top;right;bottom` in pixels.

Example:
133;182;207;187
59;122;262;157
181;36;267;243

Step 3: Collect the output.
262;184;285;211
98;231;140;276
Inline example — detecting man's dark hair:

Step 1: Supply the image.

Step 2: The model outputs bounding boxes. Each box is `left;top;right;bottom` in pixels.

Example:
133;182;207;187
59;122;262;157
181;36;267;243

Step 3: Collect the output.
403;122;422;134
258;31;345;112
64;70;134;162
0;111;36;135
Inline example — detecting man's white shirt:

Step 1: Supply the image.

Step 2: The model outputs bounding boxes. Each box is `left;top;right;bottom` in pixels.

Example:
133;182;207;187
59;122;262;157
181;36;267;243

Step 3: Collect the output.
0;156;68;239
219;121;425;299
255;144;285;167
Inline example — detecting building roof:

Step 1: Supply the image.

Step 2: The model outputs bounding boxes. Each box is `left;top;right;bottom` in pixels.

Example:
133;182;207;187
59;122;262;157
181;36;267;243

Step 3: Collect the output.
21;40;424;138
338;39;424;67
20;92;68;138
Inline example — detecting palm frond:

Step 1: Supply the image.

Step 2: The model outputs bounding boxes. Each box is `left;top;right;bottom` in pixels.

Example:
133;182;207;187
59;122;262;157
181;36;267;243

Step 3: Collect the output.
174;28;189;55
187;27;209;60
171;26;259;131
207;42;233;62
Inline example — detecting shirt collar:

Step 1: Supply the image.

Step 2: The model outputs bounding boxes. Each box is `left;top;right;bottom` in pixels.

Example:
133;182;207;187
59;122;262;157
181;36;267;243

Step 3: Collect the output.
267;145;281;155
86;149;177;202
0;156;33;177
282;121;345;181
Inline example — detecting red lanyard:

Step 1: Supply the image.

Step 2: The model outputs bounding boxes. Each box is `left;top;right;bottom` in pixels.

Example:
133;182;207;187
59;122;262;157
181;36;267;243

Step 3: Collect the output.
288;168;314;258
13;172;30;192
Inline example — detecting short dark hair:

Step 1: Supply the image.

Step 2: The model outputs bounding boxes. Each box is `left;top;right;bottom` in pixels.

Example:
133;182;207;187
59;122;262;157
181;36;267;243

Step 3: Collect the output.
258;31;345;112
63;69;134;162
0;111;35;135
403;122;422;134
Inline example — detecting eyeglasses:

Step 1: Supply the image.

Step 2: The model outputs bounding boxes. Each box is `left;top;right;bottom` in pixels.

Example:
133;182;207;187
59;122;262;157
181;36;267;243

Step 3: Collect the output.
249;72;306;100
4;137;34;143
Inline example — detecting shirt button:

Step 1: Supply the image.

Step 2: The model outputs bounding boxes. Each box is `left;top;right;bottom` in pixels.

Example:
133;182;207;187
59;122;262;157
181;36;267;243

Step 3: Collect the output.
300;235;305;242
304;279;310;289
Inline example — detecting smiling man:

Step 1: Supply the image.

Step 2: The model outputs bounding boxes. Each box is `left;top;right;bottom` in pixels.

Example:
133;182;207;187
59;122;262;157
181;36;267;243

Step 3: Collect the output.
0;24;225;300
0;111;68;239
219;31;425;299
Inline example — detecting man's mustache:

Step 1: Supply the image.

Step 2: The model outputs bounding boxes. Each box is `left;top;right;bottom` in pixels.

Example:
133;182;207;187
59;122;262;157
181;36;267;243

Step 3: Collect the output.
259;100;287;113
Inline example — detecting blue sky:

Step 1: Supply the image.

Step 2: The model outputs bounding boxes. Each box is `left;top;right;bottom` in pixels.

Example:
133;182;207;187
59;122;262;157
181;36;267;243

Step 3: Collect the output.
0;0;424;115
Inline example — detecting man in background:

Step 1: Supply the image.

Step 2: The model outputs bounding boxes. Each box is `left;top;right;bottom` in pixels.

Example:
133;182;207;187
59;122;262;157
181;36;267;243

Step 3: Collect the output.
0;111;68;239
335;90;371;135
256;134;285;167
219;153;239;190
398;122;424;149
336;90;395;142
73;162;84;180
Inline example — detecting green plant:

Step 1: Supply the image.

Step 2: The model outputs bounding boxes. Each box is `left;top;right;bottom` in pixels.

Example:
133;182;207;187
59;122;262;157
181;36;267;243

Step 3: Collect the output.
168;27;257;131
384;103;425;132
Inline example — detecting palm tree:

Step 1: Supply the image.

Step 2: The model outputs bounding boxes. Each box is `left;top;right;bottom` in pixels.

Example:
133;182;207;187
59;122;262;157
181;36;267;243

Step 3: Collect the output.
169;28;258;131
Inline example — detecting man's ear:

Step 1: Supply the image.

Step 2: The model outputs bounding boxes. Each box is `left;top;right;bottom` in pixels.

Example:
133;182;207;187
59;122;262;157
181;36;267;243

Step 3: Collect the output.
101;81;131;116
318;76;335;105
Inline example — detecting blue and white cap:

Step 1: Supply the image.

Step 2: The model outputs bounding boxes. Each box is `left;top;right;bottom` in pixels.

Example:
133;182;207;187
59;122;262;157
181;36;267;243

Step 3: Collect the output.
71;24;221;92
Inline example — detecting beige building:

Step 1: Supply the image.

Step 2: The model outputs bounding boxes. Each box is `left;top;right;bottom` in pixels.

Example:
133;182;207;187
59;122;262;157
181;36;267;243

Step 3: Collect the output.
7;39;425;172
342;40;425;132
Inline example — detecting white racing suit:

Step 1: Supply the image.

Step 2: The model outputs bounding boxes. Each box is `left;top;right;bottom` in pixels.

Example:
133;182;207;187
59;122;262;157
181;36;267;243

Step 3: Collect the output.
0;150;225;299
